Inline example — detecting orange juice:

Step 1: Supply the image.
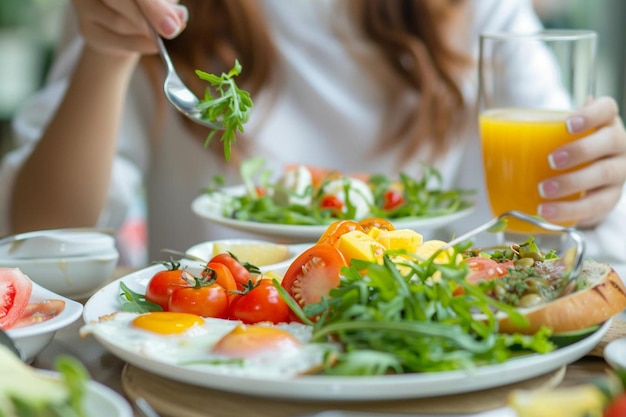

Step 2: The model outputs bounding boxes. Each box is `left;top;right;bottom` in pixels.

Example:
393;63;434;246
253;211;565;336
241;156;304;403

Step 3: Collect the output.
479;108;587;233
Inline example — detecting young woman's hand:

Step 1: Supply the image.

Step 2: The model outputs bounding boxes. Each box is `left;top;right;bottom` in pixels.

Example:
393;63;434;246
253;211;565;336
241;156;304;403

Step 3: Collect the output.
71;0;188;57
537;96;626;227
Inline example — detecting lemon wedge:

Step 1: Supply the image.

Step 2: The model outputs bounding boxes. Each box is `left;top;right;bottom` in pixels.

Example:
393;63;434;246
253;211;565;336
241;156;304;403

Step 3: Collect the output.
212;242;291;266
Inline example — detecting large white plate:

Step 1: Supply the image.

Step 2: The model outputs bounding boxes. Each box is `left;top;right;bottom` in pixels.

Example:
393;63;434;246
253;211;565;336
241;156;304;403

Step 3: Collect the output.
82;260;609;401
191;186;475;241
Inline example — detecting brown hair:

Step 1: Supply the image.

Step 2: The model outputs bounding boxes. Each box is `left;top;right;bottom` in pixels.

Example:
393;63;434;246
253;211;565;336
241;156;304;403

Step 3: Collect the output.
144;0;470;162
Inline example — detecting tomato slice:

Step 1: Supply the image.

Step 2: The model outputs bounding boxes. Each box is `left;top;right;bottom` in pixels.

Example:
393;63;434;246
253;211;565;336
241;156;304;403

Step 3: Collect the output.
358;217;395;233
464;257;512;284
0;268;33;330
281;244;346;314
317;220;363;246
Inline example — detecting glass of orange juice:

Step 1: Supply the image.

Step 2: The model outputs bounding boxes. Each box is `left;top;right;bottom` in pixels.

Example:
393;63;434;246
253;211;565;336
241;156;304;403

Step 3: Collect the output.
478;30;597;235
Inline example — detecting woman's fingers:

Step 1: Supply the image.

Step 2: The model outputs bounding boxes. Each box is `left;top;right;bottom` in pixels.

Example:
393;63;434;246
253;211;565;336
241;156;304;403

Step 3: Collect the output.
134;0;188;39
538;184;623;226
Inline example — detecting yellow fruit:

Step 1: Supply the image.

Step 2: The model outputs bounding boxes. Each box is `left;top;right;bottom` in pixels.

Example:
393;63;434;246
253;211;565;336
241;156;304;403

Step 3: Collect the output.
414;240;455;264
337;230;386;263
375;229;423;252
212;242;290;266
508;385;605;417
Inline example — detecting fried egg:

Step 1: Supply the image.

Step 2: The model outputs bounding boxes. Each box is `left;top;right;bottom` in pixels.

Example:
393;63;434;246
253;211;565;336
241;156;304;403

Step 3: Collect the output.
80;312;334;378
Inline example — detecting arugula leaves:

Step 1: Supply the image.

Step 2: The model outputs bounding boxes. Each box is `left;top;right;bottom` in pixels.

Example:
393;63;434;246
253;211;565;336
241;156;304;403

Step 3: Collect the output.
276;243;555;376
195;60;253;161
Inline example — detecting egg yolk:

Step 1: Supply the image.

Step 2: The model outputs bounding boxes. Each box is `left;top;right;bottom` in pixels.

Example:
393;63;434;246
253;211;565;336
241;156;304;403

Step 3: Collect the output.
132;312;204;335
212;325;302;358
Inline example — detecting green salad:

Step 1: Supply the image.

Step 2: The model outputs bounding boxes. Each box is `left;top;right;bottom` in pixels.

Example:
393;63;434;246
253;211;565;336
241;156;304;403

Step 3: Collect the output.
203;157;475;226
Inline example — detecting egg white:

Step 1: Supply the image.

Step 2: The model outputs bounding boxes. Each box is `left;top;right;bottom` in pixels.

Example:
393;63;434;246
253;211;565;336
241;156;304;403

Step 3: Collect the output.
81;313;335;378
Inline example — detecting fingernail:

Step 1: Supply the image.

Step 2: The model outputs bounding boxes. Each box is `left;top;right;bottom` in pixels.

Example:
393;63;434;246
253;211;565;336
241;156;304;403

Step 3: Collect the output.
538;204;557;219
548;150;569;169
161;16;181;38
566;115;585;133
538;180;559;198
176;5;189;23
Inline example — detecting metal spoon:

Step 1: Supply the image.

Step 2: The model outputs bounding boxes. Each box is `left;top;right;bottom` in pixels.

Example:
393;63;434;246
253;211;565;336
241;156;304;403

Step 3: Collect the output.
0;328;23;360
142;16;223;130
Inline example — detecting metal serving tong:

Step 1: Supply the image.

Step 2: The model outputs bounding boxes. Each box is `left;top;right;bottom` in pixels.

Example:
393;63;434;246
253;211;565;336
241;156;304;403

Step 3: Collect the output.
443;210;587;284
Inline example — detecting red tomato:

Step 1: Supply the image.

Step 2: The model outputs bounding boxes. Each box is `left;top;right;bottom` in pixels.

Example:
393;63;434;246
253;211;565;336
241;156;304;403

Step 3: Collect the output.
230;280;290;324
202;262;237;296
281;244;346;320
317;220;363;246
255;185;266;197
465;257;512;284
145;262;188;310
168;276;229;319
0;268;33;329
383;189;404;210
209;253;254;289
358;217;395;233
605;394;626;417
320;195;344;214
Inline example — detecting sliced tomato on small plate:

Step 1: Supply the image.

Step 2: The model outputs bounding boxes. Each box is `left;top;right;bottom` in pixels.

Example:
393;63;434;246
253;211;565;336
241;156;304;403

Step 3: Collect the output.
464;257;513;284
0;268;33;330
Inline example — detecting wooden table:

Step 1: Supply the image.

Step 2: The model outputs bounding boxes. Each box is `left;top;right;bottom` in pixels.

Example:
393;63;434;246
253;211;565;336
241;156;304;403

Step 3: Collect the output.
31;268;626;417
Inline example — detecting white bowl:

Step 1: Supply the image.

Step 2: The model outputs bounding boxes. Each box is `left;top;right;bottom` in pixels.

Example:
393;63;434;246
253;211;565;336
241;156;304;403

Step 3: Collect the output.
0;229;116;259
36;370;133;417
185;239;310;272
0;248;119;300
7;282;83;363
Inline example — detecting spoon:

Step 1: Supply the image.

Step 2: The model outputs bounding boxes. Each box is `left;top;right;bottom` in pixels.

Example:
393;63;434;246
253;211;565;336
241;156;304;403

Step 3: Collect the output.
142;17;223;130
0;328;23;360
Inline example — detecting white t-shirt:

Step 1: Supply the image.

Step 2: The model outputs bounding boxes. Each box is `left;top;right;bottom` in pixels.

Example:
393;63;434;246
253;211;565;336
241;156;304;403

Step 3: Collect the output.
2;0;625;264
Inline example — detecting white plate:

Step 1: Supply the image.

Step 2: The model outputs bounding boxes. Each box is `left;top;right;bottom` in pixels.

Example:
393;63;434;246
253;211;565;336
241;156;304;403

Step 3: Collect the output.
604;337;626;370
7;282;83;363
83;261;609;401
37;370;133;417
191;186;475;241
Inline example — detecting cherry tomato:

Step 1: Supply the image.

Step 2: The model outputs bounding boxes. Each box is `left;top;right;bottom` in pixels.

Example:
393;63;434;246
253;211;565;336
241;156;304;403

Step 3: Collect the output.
145;261;188;310
317;220;363;246
281;244;346;320
605;394;626;417
0;268;33;330
358;217;395;233
383;189;404;210
202;262;237;296
255;185;266;197
209;253;255;288
230;280;290;324
320;195;344;214
168;274;229;318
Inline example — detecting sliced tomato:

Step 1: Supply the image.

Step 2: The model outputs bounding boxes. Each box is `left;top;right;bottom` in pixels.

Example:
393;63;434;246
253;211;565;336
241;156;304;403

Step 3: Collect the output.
320;195;344;213
358;217;395;233
229;280;290;324
12;299;66;329
317;220;363;246
0;268;33;330
281;244;346;320
464;257;513;284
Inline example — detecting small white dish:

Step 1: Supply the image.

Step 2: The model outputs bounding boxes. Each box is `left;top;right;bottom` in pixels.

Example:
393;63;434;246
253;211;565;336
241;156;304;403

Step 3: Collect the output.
604;337;626;370
7;282;83;363
0;229;115;259
0;248;119;300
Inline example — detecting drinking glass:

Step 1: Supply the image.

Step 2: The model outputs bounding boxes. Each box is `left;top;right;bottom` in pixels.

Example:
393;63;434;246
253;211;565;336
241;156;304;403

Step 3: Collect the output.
478;30;597;235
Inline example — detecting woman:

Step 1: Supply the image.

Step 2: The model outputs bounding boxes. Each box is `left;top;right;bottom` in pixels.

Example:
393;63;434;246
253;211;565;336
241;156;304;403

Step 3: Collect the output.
2;0;625;263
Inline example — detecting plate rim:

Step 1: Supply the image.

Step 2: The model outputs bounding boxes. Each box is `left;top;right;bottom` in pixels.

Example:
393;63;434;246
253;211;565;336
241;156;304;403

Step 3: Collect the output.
82;263;609;401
